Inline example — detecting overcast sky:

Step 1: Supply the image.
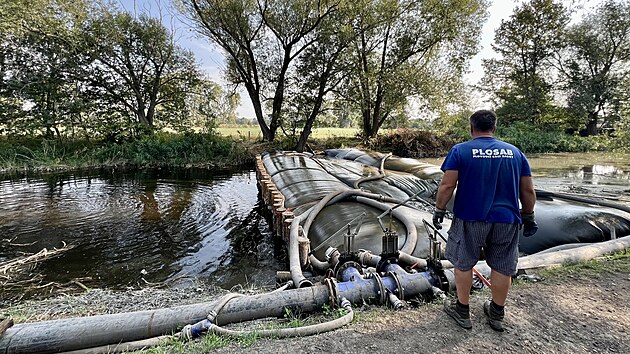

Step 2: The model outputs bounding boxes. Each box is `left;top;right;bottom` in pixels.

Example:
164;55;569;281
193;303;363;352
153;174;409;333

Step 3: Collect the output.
118;0;603;117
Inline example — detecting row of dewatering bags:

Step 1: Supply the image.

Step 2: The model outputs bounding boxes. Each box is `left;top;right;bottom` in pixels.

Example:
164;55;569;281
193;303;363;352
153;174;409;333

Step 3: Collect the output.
260;149;630;259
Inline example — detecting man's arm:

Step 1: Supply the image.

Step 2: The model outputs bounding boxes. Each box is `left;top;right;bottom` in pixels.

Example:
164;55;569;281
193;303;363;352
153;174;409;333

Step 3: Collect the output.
519;175;536;213
436;170;458;210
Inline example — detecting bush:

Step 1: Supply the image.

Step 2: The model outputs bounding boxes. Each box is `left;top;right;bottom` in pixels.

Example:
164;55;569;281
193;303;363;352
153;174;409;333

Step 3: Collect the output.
369;128;457;158
93;132;247;166
497;123;612;153
0;133;249;170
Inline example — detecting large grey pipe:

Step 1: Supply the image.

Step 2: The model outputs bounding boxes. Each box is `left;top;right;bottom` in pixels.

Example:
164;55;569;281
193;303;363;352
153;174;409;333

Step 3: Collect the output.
467;235;630;279
536;189;630;214
0;270;443;354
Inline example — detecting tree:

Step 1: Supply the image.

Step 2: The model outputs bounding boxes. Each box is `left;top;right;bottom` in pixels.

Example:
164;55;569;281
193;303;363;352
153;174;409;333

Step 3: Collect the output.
288;4;354;152
481;0;569;124
3;31;86;136
183;0;339;142
343;0;487;138
0;0;89;136
187;78;241;132
560;0;630;135
79;10;201;135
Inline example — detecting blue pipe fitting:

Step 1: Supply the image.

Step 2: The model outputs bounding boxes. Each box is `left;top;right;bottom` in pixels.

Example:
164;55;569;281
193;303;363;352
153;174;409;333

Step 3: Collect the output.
181;318;213;340
340;266;363;282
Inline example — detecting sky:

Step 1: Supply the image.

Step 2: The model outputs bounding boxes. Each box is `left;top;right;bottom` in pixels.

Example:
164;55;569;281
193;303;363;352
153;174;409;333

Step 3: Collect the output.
118;0;604;118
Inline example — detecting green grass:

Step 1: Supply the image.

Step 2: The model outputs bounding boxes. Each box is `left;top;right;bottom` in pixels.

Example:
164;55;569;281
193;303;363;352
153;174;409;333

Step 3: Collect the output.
137;332;254;354
537;250;630;279
216;126;264;140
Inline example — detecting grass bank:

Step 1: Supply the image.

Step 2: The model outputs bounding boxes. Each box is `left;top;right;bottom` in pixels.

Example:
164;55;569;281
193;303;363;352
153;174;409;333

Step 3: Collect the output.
0;133;252;173
1;126;627;174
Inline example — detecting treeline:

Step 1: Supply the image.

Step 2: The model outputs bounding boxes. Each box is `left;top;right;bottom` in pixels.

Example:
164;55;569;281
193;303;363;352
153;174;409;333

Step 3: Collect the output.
0;0;239;142
1;0;629;155
183;0;630;150
478;0;630;138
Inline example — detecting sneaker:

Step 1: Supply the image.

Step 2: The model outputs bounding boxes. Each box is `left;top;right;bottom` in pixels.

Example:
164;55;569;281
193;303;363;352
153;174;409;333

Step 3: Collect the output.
483;300;505;332
443;299;472;329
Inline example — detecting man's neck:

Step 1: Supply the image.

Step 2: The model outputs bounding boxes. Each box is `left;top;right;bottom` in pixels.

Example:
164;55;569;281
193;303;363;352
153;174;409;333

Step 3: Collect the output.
471;132;494;139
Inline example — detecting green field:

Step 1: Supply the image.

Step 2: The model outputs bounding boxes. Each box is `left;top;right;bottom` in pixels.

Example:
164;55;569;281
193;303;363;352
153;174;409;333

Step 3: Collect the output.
216;126;362;140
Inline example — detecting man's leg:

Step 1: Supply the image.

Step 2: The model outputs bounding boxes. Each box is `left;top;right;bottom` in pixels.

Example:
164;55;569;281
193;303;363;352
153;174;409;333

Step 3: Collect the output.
483;223;519;332
455;268;473;305
483;269;511;332
443;268;474;329
443;218;488;329
489;269;511;306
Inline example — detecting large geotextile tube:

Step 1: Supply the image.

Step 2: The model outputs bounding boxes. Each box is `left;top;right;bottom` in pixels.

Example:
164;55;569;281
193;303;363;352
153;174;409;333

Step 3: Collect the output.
353;153;391;188
0;270;446;354
354;196;417;254
302;190;421;255
289;190;347;287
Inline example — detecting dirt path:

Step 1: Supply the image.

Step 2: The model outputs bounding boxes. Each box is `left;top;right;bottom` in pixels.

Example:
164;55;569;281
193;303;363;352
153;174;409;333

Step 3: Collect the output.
212;269;630;354
1;259;629;353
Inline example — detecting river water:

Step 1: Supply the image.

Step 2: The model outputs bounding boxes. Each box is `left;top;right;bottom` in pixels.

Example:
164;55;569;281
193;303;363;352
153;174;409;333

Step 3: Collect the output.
1;152;629;297
0;167;282;296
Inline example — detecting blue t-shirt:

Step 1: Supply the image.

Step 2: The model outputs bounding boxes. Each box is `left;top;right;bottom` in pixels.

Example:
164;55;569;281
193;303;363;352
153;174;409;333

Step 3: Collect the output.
441;137;531;223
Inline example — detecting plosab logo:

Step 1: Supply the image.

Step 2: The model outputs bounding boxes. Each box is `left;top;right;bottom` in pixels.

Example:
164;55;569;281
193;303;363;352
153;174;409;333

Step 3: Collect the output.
472;148;514;158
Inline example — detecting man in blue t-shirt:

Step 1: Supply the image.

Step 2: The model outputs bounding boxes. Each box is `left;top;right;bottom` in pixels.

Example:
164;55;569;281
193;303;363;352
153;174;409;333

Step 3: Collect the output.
433;109;537;332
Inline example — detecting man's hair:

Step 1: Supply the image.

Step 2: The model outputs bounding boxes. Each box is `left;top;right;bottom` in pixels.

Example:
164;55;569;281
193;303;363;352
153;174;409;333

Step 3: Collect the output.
469;110;497;132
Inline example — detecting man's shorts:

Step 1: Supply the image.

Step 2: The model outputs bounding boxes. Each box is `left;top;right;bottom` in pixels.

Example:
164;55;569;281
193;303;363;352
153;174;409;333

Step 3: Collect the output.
445;217;520;276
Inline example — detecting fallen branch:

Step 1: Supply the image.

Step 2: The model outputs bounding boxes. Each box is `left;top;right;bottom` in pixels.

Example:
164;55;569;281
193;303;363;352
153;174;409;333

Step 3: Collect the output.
1;237;38;247
0;242;75;276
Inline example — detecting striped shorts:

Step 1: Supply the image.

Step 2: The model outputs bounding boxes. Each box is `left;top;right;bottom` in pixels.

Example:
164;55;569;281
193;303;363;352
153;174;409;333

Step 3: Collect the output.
445;217;520;276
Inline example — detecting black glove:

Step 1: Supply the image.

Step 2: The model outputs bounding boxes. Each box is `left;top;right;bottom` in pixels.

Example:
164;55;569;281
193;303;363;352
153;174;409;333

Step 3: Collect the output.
433;208;446;230
521;211;538;237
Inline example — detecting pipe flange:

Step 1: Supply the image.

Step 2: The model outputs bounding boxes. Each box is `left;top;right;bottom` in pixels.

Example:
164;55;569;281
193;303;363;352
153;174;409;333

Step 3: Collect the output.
367;271;387;305
335;260;362;281
386;271;405;301
376;256;399;273
323;277;338;308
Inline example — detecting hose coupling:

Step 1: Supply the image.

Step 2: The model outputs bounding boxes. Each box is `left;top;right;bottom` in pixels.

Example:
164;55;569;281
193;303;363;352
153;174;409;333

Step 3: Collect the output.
180;319;212;341
387;291;404;310
180;324;193;341
206;310;218;322
325;247;340;262
431;286;446;300
340;297;352;312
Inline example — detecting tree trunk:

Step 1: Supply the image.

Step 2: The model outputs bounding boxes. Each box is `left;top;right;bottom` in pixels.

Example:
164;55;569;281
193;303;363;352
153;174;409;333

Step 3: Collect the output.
296;94;324;152
268;50;293;142
585;112;598;136
361;108;372;139
295;123;312;153
247;85;271;141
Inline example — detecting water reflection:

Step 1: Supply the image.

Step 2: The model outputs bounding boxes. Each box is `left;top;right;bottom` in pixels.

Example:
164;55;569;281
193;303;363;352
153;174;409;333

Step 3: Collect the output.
0;168;283;294
573;165;626;180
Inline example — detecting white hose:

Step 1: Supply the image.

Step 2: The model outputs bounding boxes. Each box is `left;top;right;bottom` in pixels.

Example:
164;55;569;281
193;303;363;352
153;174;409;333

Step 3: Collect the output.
207;297;353;339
